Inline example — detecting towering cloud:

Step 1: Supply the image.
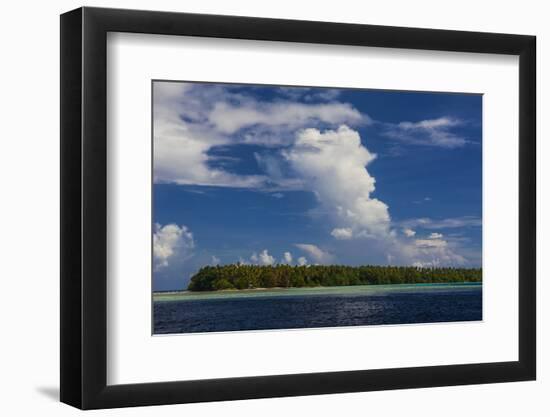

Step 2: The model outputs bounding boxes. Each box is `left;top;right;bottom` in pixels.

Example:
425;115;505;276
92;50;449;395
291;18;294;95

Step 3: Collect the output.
284;126;391;238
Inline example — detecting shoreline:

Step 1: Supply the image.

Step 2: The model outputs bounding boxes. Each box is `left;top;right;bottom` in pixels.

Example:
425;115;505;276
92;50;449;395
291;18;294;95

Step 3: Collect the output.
153;282;482;301
154;281;481;295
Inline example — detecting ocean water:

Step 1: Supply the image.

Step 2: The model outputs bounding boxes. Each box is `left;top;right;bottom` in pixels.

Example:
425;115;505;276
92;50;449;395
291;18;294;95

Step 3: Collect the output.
153;283;482;334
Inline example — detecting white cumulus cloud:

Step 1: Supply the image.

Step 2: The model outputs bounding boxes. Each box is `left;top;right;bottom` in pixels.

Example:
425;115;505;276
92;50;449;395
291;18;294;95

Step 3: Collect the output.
250;249;276;266
403;228;416;237
281;251;293;264
153;83;266;188
153;223;195;269
404;235;467;266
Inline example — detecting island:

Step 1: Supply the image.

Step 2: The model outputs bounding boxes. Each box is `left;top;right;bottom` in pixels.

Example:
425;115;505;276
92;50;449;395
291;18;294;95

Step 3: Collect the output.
187;264;482;291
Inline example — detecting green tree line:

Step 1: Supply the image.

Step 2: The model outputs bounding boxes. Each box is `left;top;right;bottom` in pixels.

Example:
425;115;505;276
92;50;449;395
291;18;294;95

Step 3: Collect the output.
187;264;482;291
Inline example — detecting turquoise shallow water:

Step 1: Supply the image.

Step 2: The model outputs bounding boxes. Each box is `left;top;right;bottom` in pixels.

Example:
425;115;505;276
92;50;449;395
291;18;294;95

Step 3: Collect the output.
153;282;481;302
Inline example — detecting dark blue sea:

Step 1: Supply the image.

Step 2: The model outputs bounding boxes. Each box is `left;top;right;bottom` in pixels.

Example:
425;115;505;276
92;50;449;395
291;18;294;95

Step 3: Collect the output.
153;283;482;334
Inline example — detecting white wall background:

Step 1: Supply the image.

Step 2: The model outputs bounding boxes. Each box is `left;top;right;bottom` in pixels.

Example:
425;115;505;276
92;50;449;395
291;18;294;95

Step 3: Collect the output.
0;0;546;415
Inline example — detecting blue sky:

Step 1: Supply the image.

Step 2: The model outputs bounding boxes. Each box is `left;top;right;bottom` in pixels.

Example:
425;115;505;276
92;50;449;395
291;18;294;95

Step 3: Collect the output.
153;81;482;291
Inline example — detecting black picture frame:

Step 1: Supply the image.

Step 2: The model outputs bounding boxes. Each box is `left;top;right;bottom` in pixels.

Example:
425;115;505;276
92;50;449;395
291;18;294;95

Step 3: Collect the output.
60;6;536;410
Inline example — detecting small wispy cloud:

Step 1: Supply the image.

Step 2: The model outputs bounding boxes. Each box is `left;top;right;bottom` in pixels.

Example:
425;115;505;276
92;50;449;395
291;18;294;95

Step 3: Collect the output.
415;238;447;248
209;101;366;135
382;117;468;148
294;243;333;264
276;87;342;102
399;216;481;230
413;196;432;204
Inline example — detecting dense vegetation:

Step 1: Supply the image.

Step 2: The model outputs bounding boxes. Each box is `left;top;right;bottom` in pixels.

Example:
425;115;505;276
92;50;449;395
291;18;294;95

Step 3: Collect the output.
187;264;482;291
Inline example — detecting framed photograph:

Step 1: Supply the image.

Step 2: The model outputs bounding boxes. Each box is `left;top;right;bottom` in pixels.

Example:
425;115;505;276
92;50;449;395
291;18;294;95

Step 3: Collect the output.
60;7;536;409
